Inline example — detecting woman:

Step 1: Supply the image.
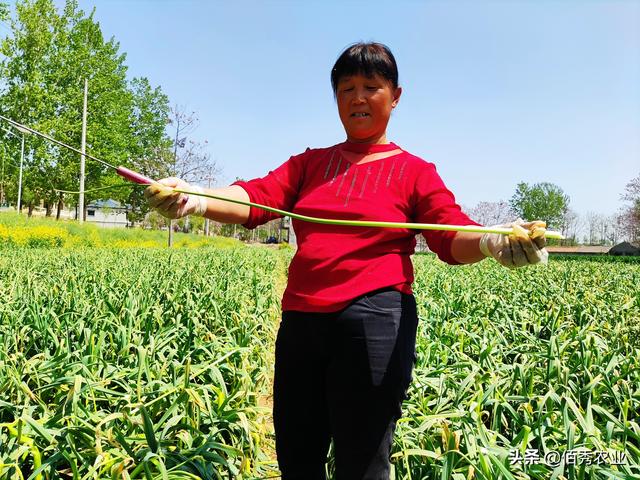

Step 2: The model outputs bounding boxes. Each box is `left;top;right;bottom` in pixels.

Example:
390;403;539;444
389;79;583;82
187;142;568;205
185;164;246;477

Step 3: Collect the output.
145;42;547;480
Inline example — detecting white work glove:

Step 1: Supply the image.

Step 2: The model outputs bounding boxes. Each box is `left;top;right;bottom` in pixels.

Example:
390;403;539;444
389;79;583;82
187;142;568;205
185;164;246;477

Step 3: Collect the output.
479;219;548;268
143;177;207;219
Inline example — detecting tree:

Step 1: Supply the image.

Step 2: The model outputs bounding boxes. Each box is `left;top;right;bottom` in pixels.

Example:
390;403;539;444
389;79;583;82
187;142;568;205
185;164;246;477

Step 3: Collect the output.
123;77;172;225
167;106;219;234
0;0;175;224
619;173;640;242
1;1;219;230
467;200;514;226
560;208;581;245
53;2;134;220
509;182;570;230
585;211;602;245
0;0;134;218
0;0;63;214
168;105;218;183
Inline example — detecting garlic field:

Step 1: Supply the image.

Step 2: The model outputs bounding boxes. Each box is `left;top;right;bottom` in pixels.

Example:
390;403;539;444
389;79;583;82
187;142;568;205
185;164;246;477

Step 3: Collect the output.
397;256;639;480
0;248;283;479
0;247;638;480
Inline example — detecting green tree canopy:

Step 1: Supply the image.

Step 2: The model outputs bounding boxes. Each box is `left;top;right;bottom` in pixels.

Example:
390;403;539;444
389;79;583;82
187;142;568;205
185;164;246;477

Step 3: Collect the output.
509;182;570;230
124;76;172;223
0;0;174;222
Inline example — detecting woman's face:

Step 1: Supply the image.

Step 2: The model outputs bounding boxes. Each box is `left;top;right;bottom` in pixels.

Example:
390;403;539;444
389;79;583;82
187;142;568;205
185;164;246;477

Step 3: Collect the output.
336;73;402;144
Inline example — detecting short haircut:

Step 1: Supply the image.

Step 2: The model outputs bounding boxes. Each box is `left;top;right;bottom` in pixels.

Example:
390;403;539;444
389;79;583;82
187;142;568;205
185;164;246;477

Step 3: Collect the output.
331;42;399;96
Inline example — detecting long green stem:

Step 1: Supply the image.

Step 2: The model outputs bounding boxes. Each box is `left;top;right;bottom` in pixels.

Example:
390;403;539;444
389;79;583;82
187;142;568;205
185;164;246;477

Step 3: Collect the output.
2;114;562;239
51;182;564;239
172;188;565;239
54;184;134;195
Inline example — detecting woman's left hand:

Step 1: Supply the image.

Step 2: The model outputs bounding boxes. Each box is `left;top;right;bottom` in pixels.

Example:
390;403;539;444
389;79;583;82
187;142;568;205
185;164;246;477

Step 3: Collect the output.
144;177;207;219
480;219;548;268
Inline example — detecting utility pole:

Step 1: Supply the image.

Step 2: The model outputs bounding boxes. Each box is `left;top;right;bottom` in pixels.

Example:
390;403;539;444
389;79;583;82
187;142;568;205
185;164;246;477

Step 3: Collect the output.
0;145;4;206
79;78;88;223
17;133;24;213
203;170;215;236
169;116;181;247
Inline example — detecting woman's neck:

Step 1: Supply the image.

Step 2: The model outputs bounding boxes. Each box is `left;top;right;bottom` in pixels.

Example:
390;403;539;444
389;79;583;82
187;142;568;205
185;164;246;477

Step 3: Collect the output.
346;132;389;145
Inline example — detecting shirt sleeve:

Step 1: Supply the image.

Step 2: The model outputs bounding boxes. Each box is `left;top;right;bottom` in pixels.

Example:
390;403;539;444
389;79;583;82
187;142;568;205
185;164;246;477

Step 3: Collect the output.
412;162;481;265
232;151;306;229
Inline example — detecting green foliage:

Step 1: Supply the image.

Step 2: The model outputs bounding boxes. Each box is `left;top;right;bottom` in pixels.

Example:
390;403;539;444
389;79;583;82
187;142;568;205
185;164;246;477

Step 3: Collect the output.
0;2;8;21
0;0;173;221
0;247;285;478
125;77;172;223
0;239;638;479
510;182;570;230
389;257;639;479
550;254;640;264
0;249;637;479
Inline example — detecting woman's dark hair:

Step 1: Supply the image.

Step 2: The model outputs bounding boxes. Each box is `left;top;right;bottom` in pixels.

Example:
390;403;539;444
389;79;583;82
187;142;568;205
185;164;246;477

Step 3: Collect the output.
331;42;399;96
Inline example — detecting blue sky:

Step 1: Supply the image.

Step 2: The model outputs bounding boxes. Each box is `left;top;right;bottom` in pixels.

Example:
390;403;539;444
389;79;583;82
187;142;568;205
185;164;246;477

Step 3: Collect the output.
17;1;640;217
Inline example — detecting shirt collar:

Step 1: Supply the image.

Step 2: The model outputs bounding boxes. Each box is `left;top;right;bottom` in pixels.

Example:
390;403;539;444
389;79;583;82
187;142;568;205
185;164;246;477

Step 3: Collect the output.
340;141;400;154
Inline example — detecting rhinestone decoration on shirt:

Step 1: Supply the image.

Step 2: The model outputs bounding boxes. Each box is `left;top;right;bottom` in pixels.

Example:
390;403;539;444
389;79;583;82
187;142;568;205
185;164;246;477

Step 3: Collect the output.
358;166;372;199
323;149;336;180
344;169;359;206
330;155;343;185
320;147;407;206
373;160;384;194
335;163;351;196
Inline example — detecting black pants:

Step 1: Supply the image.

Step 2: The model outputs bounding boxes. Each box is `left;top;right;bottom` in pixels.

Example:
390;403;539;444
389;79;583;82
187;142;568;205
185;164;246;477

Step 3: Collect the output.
273;288;418;480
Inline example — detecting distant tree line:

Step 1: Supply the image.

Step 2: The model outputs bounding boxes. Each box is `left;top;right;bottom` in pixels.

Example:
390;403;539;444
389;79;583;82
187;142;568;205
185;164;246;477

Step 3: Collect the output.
0;0;217;226
466;175;640;245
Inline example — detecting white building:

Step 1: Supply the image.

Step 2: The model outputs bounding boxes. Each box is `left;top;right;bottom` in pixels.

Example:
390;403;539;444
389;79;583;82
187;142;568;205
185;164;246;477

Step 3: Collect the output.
26;199;129;227
83;199;128;228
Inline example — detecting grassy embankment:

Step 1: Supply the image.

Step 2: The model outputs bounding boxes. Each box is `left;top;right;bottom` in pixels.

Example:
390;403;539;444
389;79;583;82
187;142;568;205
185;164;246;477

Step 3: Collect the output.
0;212;240;249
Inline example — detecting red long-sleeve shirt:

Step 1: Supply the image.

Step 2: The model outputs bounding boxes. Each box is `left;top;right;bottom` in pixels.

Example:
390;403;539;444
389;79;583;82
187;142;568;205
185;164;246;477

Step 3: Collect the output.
234;141;480;312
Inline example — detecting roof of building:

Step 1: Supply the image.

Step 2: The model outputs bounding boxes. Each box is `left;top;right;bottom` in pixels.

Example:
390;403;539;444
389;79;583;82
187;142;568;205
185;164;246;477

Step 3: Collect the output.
88;199;125;209
546;246;611;254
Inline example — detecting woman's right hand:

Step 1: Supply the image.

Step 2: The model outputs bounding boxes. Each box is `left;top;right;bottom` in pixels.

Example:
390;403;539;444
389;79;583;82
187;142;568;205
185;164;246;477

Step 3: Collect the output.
144;177;207;219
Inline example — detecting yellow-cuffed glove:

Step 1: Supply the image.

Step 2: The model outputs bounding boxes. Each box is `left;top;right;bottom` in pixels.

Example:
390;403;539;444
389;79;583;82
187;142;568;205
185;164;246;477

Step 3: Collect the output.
143;177;207;219
479;219;548;268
